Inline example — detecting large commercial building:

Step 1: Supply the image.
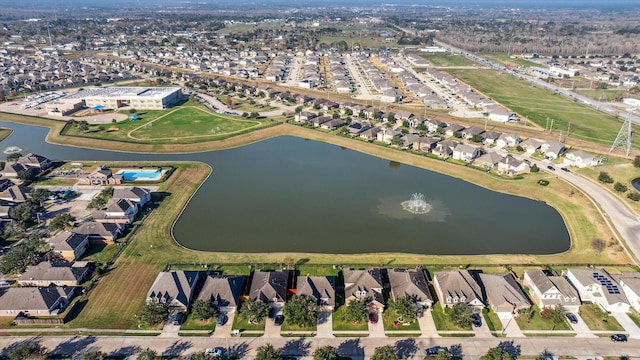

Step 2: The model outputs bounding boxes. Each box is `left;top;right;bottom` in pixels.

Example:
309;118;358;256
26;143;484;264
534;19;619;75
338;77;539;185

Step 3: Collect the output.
60;87;183;110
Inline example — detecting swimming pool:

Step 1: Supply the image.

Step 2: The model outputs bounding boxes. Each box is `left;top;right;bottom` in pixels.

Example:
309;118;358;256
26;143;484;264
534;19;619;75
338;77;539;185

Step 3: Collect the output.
116;168;163;181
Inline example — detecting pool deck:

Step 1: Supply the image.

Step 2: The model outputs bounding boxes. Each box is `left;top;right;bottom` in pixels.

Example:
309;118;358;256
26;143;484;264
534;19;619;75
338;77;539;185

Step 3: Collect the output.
116;168;166;181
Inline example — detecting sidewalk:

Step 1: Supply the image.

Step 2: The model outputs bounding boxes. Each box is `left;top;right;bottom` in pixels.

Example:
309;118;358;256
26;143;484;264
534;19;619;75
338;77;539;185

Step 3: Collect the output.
418;310;440;338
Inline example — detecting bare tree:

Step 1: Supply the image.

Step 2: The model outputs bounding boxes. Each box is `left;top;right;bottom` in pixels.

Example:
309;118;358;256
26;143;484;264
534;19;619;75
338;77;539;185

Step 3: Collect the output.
591;238;606;256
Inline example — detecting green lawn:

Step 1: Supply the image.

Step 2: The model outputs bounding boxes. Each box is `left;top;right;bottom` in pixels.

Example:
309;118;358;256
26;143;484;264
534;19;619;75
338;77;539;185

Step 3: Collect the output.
515;306;571;331
422;54;477;67
280;320;316;332
231;311;266;332
382;308;420;331
431;305;472;331
482;307;503;331
578;303;624;331
180;312;216;331
446;69;640;147
627;309;640;328
80;243;120;263
480;53;542;68
575;89;625;102
332;306;368;331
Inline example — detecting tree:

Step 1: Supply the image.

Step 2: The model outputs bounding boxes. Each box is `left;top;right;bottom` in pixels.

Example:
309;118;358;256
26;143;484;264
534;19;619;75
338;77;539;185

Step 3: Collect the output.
531;164;540;173
29;188;51;206
342;299;368;323
226;95;234;109
239;298;269;323
17;169;36;182
295;106;303;114
190;352;219;360
389;296;418;323
598;171;614;184
255;344;282;360
313;346;338;360
83;352;107;360
7;340;47;360
283;295;317;327
480;347;515;360
6;152;22;162
49;213;76;232
540;307;565;325
191;299;218;321
614;182;628;192
129;108;137;114
450;302;473;328
9;201;40;227
435;350;453;360
250;112;260;118
136;348;157;360
139;301;169;326
591;238;606;256
628;192;640;202
370;345;398;360
633;155;640;168
471;134;484;143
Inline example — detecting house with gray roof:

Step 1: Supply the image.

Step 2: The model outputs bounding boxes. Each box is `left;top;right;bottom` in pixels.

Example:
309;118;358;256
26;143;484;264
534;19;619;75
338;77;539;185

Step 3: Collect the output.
0;185;31;203
93;198;138;225
453;144;480;162
0;162;28;178
17;153;51;171
343;268;385;311
478;273;531;318
564;268;629;313
197;275;245;313
563;150;600;168
49;231;89;261
433;270;484;309
112;187;151;208
497;156;530;176
388;268;433;309
249;269;291;308
541;141;566;160
523;270;581;312
474;151;504;170
616;273;640;312
147;270;200;311
72;221;122;244
296;275;336;311
18;262;91;287
0;286;75;316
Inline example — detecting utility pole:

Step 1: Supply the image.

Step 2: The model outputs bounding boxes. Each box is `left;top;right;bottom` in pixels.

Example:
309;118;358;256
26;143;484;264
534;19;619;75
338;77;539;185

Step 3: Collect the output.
549;119;554;133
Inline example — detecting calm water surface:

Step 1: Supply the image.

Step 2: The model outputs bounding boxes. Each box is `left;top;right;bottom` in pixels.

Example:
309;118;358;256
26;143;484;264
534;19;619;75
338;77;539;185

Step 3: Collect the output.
0;120;570;255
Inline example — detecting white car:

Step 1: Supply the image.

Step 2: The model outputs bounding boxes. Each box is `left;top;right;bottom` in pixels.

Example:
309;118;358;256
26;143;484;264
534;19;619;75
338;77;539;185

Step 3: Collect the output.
204;347;224;356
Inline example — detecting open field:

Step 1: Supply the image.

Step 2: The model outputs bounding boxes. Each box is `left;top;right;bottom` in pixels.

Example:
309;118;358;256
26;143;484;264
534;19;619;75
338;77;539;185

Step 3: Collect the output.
576;160;640;214
422;54;477;67
446;69;640;148
480;53;542;68
575;89;625;102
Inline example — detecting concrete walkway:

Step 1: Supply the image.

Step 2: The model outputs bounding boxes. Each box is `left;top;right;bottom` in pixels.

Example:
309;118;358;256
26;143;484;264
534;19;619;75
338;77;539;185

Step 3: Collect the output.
211;312;234;338
612;313;640;339
418;310;440;338
317;311;334;338
568;313;597;338
499;316;525;338
473;318;493;338
368;312;385;338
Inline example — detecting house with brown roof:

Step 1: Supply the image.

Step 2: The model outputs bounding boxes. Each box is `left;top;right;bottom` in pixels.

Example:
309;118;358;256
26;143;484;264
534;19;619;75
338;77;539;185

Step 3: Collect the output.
71;221;122;244
296;275;336;311
433;270;484;309
249;269;291;308
18;262;91;287
388;268;433;309
147;270;200;311
474;151;504;170
0;185;31;203
497;156;530;176
343;268;385;311
48;231;89;261
78;167;123;185
0;162;28;178
523;270;581;312
0;286;75;316
197;275;245;313
17;153;52;171
478;273;531;318
93;198;138;225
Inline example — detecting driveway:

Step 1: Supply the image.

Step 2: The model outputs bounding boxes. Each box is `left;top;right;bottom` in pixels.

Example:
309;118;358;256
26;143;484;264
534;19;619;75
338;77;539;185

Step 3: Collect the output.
264;310;282;338
211;312;234;338
567;312;596;338
498;315;524;337
317;310;334;338
418;309;439;338
612;312;640;339
158;313;181;338
367;311;385;338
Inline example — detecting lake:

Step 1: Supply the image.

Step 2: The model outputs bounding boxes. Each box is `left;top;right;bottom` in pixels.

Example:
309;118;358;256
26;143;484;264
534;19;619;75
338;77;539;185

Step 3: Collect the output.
0;120;570;255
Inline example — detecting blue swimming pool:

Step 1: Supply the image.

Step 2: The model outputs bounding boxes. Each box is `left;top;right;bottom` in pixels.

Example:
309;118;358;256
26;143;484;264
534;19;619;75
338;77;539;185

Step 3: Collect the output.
116;168;163;181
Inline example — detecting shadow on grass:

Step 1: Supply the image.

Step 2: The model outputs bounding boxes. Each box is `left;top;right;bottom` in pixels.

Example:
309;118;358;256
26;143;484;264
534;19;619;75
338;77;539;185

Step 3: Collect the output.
280;338;312;357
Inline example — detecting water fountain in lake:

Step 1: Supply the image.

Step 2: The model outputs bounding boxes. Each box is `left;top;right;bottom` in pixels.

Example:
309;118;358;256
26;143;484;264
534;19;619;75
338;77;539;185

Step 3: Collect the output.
401;193;432;214
3;146;22;155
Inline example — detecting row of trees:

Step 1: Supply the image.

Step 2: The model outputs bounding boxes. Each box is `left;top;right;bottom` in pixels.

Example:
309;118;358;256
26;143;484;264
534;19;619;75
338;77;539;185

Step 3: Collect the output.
598;171;640;202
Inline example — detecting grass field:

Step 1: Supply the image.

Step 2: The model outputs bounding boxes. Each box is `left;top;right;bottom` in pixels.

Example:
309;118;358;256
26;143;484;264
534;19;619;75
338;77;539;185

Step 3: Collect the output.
332;306;368;331
515;306;571;331
480;54;543;68
576;160;640;213
576;89;625;102
231;311;266;332
446;69;640;148
181;313;216;331
382;308;420;331
482;308;503;331
431;305;471;331
578;303;624;331
422;54;477;67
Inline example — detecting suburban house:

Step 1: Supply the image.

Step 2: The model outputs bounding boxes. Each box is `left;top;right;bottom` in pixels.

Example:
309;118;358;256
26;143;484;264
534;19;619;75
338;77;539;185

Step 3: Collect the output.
0;286;75;316
112;187;152;209
249;269;291;308
413;136;440;152
18;262;91;287
425;118;446;133
474;152;504;170
0;185;31;203
482;131;502;145
296;275;336;311
78;167;123;185
1;162;28;178
432;140;458;159
71;221;123;244
497;156;530;176
444;124;465;137
540;141;566;160
564;268;630;313
360;127;382;141
523;270;581;312
295;111;317;123
387;268;434;309
146;270;200;311
48;231;90;261
563;150;600;168
17;153;52;171
615;273;640;313
0;178;14;192
433;270;484;309
343;268;385;311
346;122;371;135
94;198;139;225
486;105;516;123
310;116;332;127
320;118;347;130
196;275;246;314
452;144;481;162
377;129;402;144
520;138;544;153
478;273;531;318
461;126;485;140
0;199;15;220
496;134;521;148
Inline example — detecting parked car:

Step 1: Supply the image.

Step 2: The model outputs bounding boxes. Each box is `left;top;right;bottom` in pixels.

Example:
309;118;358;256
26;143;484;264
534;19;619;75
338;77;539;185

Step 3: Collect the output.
547;165;555;171
472;313;482;327
216;314;227;326
425;346;449;356
369;313;377;324
274;315;284;326
611;334;628;342
566;312;578;324
205;347;224;356
561;167;570;172
172;312;183;326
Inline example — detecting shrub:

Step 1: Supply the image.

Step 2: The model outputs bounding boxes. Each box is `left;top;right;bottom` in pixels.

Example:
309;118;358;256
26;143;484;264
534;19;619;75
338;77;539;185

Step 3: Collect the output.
598;171;614;184
628;192;640;202
613;182;628;192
